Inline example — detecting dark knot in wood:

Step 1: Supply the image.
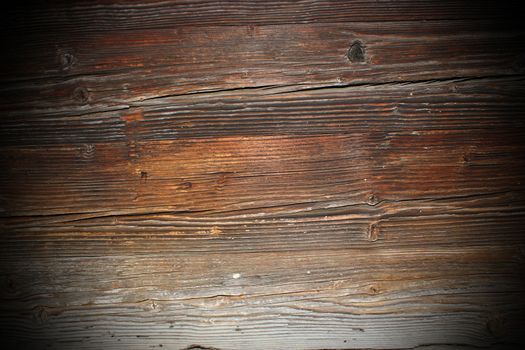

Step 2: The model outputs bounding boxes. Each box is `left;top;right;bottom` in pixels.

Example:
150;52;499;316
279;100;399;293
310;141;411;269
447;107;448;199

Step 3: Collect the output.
59;50;77;71
72;86;90;105
347;41;365;63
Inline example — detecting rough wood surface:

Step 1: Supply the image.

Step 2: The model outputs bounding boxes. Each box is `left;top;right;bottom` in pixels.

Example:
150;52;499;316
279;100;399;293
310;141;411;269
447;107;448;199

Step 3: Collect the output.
1;1;525;350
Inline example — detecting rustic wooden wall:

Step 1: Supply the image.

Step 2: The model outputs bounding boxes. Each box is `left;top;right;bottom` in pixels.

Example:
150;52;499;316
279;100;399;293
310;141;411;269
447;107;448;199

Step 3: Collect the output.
1;1;525;349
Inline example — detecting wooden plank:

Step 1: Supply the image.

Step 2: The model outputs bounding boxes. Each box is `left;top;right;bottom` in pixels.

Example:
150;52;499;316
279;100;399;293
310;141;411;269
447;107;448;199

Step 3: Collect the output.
2;76;524;146
1;246;524;349
2;20;524;115
4;0;521;34
1;130;524;216
2;190;524;256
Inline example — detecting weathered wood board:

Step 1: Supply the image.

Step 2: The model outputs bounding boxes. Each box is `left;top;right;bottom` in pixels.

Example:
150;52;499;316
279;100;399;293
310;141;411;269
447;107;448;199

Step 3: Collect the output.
1;1;525;349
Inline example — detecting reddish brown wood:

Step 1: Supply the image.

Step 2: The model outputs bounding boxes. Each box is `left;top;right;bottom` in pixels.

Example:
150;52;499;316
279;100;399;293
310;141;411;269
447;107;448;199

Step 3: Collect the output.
1;1;525;350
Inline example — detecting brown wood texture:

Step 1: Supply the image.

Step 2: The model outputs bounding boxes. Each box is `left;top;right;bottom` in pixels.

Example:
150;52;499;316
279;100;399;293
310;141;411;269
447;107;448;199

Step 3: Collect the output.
1;1;525;350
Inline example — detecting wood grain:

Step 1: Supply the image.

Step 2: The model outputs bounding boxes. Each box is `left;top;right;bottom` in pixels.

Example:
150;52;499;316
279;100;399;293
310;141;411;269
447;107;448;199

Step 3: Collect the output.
1;246;524;349
1;1;525;349
4;0;522;33
2;20;524;116
2;75;525;145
